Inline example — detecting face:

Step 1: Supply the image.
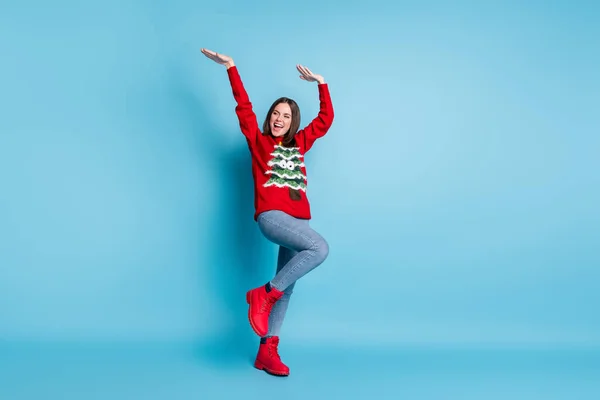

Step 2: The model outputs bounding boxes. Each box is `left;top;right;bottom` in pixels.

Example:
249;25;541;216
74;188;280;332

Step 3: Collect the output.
270;102;292;137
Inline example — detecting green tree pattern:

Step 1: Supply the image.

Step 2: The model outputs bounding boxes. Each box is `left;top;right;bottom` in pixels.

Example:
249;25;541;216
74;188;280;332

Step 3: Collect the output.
264;144;307;191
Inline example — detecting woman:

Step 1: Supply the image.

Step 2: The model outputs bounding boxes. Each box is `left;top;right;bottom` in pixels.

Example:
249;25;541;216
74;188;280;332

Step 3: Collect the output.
201;48;334;376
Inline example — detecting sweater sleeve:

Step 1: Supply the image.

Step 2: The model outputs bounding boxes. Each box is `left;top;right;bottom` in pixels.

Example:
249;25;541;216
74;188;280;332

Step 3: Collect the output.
297;83;334;153
227;66;261;143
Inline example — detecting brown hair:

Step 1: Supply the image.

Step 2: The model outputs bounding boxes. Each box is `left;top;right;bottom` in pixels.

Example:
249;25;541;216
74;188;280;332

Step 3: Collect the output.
262;97;301;147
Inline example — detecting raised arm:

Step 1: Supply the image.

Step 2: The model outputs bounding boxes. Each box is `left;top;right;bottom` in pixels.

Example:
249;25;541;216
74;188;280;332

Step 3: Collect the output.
295;64;334;152
201;48;261;144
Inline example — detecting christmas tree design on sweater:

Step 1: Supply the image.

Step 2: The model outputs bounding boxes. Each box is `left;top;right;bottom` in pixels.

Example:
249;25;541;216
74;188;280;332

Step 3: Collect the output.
264;143;307;193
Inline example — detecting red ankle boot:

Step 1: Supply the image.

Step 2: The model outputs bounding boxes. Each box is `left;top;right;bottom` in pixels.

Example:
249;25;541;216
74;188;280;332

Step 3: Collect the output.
246;283;284;337
254;336;289;376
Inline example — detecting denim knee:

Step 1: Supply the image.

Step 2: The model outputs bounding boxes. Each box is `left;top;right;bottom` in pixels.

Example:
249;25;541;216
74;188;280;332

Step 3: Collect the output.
312;236;329;264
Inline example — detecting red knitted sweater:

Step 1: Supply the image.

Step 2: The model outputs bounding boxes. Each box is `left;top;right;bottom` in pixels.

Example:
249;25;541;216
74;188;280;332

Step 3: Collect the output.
226;66;334;221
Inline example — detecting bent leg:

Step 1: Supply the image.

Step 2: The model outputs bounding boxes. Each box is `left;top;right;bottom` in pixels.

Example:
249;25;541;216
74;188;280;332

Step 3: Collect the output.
257;210;329;292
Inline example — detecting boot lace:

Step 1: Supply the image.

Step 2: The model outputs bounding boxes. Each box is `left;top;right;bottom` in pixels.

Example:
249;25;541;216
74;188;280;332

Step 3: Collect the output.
260;295;278;314
268;340;281;359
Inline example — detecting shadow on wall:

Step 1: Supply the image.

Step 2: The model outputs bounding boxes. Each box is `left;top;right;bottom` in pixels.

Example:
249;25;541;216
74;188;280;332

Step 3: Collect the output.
166;61;269;366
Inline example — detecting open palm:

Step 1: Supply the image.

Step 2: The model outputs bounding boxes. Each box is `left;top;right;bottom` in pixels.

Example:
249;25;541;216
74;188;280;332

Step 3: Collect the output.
297;64;324;84
201;48;234;67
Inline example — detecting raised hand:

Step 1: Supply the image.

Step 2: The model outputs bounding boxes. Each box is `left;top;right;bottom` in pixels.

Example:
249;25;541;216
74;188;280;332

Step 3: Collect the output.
297;64;325;84
201;48;235;68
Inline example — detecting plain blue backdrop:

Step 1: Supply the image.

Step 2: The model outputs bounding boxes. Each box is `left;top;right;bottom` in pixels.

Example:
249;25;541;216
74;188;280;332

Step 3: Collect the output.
1;0;599;355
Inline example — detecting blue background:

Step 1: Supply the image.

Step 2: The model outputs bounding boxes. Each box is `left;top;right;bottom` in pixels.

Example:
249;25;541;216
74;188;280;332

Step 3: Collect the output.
1;0;599;398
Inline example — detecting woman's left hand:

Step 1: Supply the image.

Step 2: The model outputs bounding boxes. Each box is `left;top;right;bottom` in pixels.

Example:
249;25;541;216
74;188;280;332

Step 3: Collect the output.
297;64;325;84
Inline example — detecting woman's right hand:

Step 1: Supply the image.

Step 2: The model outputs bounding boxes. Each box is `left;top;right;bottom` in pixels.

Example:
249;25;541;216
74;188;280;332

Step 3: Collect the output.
201;48;235;69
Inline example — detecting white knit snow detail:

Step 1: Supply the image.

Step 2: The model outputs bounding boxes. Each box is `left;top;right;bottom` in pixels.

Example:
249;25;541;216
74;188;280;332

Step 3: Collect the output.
264;181;307;191
274;144;300;151
265;170;307;181
267;160;305;168
269;152;303;161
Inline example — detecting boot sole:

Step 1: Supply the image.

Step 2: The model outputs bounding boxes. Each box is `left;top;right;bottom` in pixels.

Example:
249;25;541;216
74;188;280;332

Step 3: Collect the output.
246;291;266;337
254;360;289;377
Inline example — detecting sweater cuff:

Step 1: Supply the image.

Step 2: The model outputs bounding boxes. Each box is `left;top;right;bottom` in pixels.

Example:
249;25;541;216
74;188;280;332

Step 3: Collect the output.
317;83;330;95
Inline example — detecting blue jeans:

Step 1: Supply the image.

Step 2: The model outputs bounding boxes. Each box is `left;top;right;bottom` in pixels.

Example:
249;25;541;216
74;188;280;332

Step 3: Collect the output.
256;210;329;337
